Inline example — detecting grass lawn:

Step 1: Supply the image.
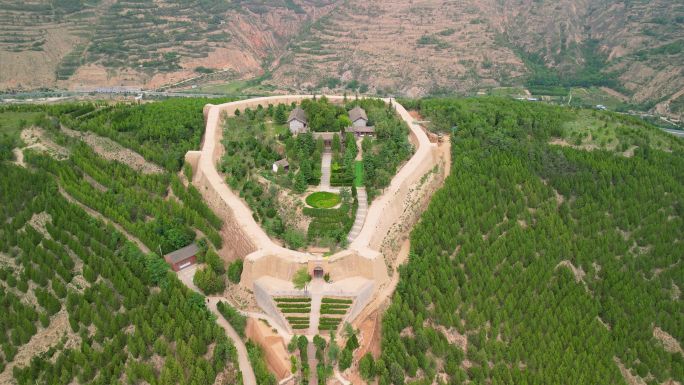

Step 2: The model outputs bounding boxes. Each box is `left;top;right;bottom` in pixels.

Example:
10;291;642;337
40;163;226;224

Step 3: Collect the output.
568;87;627;110
0;111;40;143
182;77;277;95
560;110;684;153
306;191;340;208
354;161;364;187
487;87;527;97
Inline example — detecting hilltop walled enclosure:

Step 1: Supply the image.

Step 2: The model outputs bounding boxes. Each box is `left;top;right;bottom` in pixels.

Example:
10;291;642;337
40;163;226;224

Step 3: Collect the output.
185;95;449;334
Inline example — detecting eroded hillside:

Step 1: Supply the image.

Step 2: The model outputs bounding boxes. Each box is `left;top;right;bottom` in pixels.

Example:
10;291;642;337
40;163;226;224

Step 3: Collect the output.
1;0;682;113
0;0;336;90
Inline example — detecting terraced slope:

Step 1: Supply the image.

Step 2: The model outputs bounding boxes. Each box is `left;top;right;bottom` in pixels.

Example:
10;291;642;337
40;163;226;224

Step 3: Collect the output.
271;0;526;96
1;0;682;113
0;0;336;90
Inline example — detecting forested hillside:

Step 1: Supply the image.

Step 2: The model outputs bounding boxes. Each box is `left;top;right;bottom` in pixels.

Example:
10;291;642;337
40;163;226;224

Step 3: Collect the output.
0;99;241;384
0;164;239;384
374;98;684;385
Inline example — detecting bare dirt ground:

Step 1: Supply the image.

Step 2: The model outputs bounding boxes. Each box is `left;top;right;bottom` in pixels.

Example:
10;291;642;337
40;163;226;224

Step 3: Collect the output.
555;260;586;284
0;309;80;385
614;357;647;385
653;327;683;355
12;148;25;167
27;212;53;239
600;87;630;102
61;126;163;174
20;127;69;160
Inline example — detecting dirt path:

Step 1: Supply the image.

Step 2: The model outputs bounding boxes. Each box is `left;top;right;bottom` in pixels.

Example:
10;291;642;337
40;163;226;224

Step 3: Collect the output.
58;186;151;254
176;266;257;385
600;87;629;102
12;148;25;167
308;342;318;385
208;298;258;385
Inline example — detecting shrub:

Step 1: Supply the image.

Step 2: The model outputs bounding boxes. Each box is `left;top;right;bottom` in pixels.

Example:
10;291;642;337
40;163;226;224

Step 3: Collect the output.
193;266;225;295
227;260;243;284
217;301;247;338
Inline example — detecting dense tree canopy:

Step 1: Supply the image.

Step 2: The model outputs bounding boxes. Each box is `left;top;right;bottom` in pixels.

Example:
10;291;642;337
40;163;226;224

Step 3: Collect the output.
0;163;238;385
378;98;684;385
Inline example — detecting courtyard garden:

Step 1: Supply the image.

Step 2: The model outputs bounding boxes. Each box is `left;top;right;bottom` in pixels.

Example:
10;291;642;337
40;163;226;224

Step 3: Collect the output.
219;97;413;250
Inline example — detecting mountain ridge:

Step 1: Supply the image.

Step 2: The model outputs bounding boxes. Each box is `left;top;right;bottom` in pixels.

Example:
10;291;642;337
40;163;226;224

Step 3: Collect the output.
1;0;682;117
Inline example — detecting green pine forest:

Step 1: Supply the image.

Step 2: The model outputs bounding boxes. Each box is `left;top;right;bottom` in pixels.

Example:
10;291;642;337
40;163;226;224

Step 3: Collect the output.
1;96;683;385
0;99;240;384
375;98;684;385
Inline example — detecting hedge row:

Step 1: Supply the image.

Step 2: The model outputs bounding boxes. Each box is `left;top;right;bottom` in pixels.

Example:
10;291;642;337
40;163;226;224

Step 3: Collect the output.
322;298;353;304
292;324;310;329
318;324;340;331
321;304;350;310
278;303;313;309
275;297;311;303
287;317;310;321
281;308;311;313
319;317;342;324
303;204;350;219
320;309;346;315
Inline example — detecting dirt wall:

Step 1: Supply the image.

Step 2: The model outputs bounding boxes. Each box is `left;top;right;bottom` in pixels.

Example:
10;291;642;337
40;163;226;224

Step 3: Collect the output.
245;318;291;381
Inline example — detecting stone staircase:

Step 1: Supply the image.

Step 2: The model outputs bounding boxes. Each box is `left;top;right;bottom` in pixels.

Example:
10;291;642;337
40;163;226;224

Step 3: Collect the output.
347;187;367;242
319;150;331;190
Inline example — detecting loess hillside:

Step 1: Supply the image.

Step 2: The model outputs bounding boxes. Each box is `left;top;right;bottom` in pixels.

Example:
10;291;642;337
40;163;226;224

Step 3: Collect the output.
1;0;682;116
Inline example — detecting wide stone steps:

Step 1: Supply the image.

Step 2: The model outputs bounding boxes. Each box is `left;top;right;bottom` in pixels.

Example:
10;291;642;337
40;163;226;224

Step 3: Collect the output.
347;187;368;242
319;150;332;190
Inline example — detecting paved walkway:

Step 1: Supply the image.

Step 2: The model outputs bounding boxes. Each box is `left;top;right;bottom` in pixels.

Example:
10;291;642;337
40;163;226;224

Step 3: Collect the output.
308;342;318;385
320;150;332;190
308;279;324;335
347;187;367;242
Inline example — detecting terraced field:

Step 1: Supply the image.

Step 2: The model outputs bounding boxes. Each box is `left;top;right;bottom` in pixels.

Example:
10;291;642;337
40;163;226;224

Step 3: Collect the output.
270;0;526;96
0;0;336;90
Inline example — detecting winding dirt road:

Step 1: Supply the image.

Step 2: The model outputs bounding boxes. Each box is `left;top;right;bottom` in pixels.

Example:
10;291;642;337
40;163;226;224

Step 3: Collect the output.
177;266;257;385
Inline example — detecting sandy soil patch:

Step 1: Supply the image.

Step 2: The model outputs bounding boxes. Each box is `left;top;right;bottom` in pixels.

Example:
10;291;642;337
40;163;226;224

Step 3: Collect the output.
424;320;468;352
61;126;163;174
653;327;683;355
600;87;630;102
12;148;25;167
623;145;638;158
672;283;681;301
614;357;647;385
0;309;80;384
27;212;53;239
597;316;611;330
20;127;69;160
555;260;586;284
